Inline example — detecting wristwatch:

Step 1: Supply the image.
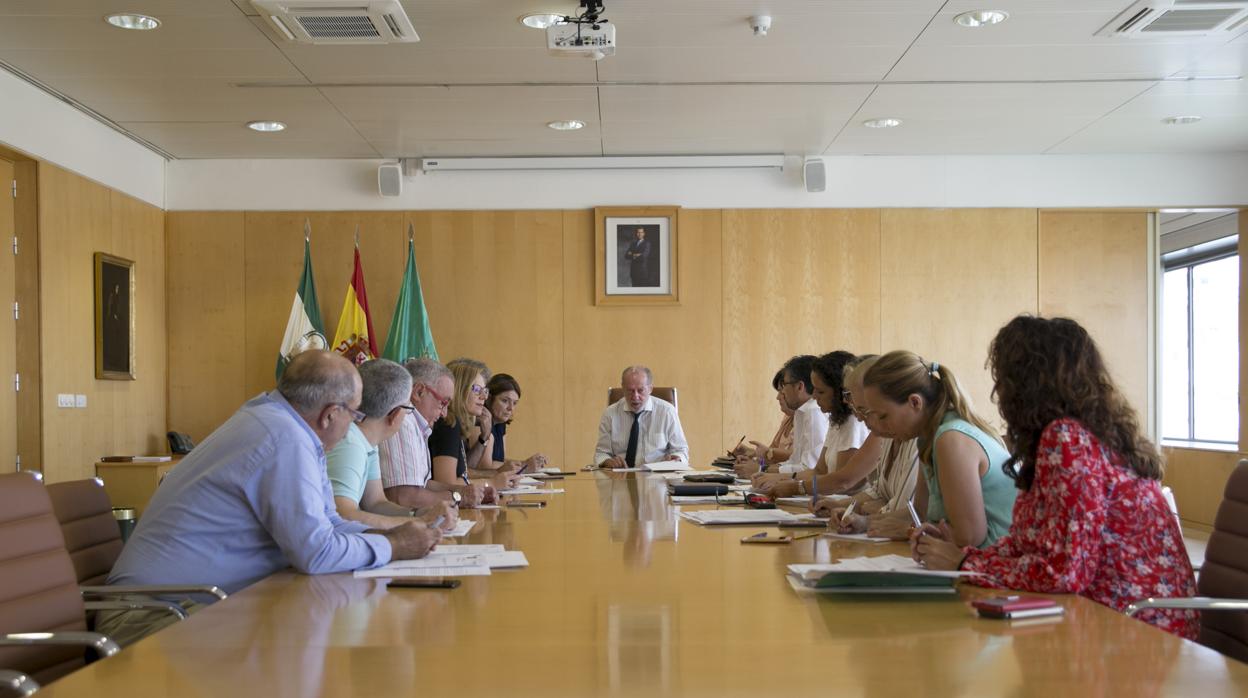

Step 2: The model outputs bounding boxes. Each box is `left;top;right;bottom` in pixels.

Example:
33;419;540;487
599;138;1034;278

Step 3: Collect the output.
797;480;807;496
478;433;488;446
450;490;462;506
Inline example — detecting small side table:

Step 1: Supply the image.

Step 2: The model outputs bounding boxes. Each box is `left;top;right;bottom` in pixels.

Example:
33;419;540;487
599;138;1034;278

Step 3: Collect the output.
94;457;182;517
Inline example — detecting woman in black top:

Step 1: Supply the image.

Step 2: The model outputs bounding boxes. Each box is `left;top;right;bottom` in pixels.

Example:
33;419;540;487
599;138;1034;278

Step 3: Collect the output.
428;358;515;491
485;373;548;473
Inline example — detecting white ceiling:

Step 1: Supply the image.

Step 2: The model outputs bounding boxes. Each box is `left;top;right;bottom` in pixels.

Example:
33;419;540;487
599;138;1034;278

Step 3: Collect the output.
1;0;1246;159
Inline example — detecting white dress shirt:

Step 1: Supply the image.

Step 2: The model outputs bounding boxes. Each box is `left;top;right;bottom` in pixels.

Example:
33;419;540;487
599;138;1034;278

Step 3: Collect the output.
594;396;690;465
778;398;828;474
378;409;434;488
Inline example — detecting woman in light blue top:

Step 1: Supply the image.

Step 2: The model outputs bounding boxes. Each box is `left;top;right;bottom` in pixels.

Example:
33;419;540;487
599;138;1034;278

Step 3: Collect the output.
860;351;1016;548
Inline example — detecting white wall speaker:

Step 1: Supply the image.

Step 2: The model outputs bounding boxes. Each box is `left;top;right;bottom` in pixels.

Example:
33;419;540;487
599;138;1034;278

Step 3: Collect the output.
378;163;402;197
803;157;826;193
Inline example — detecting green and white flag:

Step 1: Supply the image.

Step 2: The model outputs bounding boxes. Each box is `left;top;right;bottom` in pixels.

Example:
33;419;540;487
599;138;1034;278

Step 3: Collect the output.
275;227;326;380
382;227;438;362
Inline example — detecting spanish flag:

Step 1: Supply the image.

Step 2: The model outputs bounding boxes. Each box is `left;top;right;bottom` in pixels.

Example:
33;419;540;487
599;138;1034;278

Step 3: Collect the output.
331;244;378;366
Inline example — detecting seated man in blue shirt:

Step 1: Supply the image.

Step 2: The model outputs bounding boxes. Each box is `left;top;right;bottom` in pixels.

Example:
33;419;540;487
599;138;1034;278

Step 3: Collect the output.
100;350;441;646
326;358;457;531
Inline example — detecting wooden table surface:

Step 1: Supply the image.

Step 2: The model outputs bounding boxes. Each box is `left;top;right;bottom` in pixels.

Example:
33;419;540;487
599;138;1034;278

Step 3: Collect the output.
41;471;1248;697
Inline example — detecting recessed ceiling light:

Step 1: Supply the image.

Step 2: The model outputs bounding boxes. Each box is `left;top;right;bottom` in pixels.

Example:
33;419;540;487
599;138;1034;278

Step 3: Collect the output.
247;120;287;132
953;10;1009;28
863;117;902;129
104;13;161;30
1162;115;1202;125
547;120;585;131
521;13;564;29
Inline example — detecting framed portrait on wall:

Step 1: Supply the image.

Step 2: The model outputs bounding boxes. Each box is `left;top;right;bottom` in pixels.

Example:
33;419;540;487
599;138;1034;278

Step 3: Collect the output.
594;206;679;306
94;252;135;380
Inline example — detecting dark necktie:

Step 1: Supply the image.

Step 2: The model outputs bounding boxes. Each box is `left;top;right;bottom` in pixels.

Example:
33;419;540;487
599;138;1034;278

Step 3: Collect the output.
625;411;641;467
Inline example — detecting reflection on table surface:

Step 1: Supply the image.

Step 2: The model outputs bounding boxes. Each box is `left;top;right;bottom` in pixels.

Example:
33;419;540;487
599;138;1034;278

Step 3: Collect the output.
40;471;1248;697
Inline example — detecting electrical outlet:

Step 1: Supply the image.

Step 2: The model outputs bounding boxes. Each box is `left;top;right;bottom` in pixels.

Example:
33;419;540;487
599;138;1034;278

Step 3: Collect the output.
75;394;87;408
56;394;74;408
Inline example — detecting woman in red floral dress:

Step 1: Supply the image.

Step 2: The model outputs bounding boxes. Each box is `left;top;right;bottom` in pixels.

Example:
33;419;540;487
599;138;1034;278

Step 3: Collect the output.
912;315;1199;639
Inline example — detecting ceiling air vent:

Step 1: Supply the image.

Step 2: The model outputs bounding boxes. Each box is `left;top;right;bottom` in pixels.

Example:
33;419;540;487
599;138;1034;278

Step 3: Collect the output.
1096;1;1248;37
252;0;419;44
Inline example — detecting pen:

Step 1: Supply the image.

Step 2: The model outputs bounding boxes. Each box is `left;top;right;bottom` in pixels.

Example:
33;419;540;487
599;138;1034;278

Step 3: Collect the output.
810;472;818;508
431;514;445;530
516;461;529;475
839;500;857;527
791;532;822;541
906;498;924;535
505;501;545;508
730;434;745;455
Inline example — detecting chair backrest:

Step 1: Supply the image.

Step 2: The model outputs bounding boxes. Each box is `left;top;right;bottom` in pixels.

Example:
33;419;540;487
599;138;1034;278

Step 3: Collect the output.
1197;459;1248;663
46;479;124;587
606;387;678;412
0;472;89;684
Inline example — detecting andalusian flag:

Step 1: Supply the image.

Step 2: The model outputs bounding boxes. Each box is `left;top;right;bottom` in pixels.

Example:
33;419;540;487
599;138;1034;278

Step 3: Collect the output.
331;241;378;366
275;228;325;380
382;228;438;362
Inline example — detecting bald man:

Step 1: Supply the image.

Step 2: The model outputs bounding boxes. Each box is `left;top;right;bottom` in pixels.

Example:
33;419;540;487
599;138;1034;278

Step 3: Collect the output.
594;365;689;468
102;351;440;646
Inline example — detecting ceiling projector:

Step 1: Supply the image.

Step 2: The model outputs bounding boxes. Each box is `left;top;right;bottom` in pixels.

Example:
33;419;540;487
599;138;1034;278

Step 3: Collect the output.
547;20;615;60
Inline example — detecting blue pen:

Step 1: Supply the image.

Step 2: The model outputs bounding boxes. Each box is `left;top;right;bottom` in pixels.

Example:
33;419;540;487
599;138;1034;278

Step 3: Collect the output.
757;454;766;474
431;514;445;531
810;472;818;508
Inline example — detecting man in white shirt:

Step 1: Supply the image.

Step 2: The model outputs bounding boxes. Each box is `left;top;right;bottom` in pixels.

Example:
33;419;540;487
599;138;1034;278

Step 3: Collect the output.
594;365;689;468
775;354;829;474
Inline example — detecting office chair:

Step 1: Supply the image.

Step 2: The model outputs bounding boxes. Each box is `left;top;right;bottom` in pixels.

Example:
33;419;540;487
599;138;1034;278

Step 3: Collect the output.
0;472;120;686
606;387;678;411
45;478;227;610
1126;459;1248;662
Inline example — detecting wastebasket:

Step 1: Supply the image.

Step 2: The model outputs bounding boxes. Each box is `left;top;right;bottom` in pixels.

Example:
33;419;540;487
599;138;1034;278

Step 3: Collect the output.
112;507;137;542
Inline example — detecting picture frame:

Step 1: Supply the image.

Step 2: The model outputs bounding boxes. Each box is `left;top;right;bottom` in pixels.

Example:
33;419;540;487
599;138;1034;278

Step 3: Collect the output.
594;205;680;306
94;252;135;380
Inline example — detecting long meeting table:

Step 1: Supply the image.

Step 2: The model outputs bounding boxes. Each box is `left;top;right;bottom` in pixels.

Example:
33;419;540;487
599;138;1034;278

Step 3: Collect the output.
40;470;1248;697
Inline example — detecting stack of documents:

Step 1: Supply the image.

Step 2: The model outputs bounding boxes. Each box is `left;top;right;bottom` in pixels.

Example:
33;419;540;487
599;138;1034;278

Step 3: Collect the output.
496;486;565;496
443;519;478;538
641;461;694;472
787;554;978;593
679;509;802;525
354;544;529;578
670;493;746;505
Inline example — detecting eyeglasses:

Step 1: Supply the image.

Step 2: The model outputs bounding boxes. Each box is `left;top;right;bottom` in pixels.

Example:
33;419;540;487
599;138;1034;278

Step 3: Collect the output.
469;384;490;398
333;403;367;423
392;403;417;416
420;384;451;408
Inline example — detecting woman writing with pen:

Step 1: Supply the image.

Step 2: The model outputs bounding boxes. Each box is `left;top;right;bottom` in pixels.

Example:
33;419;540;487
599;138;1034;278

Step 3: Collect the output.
858;351;1016;549
912;316;1198;639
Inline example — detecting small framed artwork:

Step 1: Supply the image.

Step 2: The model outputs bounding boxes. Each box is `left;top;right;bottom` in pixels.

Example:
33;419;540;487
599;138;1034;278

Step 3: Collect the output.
594;205;679;306
94;252;135;380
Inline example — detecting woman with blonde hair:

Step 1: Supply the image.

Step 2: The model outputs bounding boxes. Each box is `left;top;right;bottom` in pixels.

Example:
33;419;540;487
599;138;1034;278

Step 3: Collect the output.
860;351;1016;548
429;358;515;491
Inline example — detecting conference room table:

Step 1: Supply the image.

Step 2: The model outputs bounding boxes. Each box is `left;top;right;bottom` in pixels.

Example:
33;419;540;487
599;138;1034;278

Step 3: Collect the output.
40;470;1248;697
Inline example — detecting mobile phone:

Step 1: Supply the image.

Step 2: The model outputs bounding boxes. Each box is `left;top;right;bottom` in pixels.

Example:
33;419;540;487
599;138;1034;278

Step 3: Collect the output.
387;578;461;589
778;520;828;529
744;493;776;509
972;596;1063;619
740;533;792;544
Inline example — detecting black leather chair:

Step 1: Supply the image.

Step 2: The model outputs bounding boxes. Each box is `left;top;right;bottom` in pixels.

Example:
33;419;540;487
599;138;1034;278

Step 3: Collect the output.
607;387;678;411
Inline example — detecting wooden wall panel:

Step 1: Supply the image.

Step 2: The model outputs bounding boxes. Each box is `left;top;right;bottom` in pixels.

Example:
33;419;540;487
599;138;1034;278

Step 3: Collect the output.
0;159;15;471
37;163;166;482
14;160;40;472
721;209;882;450
1241;211;1247;452
1039;211;1150;416
408;211;565;465
166;212;246;442
242;212;405;397
1162;446;1245;527
880;209;1039;427
562;209;723;468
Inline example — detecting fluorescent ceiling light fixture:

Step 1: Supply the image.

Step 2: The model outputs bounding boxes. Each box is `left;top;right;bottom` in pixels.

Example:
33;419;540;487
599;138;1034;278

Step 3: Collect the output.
105;13;160;30
418;155;786;172
954;10;1009;28
1162;115;1202;125
547;120;585;130
863;117;902;129
247;120;287;132
1159;208;1237;213
521;13;564;29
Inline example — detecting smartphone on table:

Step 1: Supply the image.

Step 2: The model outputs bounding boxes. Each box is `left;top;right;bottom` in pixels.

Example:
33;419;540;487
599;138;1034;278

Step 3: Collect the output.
387;578;461;589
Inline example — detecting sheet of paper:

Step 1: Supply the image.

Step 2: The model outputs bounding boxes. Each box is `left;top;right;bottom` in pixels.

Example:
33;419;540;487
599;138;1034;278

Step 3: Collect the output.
670;494;745;504
429;544;504;555
679;509;799;525
442;519;478;537
467;504;502;510
823;532;891;543
516;476;544;486
787;554;979;579
642;461;693;472
497;487;565;495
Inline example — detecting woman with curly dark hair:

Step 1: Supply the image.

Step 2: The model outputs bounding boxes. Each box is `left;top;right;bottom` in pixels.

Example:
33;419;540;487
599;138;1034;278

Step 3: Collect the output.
913;315;1198;639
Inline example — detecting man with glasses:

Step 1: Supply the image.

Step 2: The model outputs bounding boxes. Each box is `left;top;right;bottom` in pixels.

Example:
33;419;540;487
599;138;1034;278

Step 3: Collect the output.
326;359;458;531
775;354;829;474
102;351;441;646
380;358;490;509
594;365;689;468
